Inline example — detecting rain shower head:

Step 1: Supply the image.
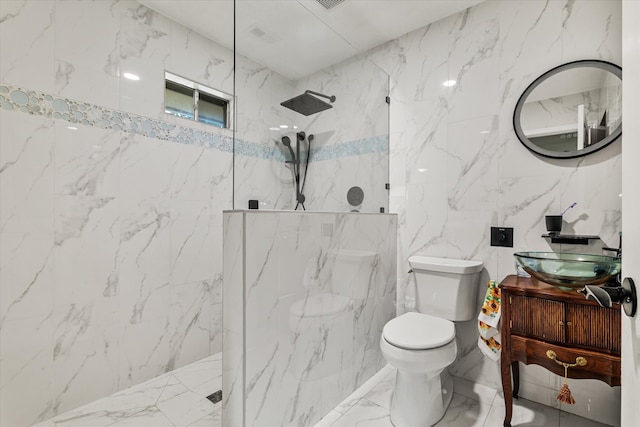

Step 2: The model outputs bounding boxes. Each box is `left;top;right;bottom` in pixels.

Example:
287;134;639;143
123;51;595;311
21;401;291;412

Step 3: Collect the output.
280;90;336;116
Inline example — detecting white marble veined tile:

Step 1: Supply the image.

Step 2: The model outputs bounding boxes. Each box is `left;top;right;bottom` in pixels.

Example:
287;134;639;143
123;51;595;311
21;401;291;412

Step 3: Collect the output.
185;409;222;427
0;0;55;92
171;352;222;392
447;116;499;212
497;0;563;106
117;316;171;390
53;0;119;76
434;393;492;427
453;376;499;407
52;374;172;427
156;388;216;427
167;21;234;96
559;410;615;427
0;231;54;322
167;282;211;372
330;399;393;427
108;406;175;427
54;122;120;197
55;59;121;112
210;302;223;355
0;315;54;427
334;365;393;414
54;195;119;305
560;378;621;426
168;145;219;202
484;395;560;427
118;197;171;323
222;213;243;335
447;3;500;123
222;329;243;427
169;201;216;285
119;133;174;202
0;111;55;234
314;410;344;427
561;0;622;65
52;300;119;416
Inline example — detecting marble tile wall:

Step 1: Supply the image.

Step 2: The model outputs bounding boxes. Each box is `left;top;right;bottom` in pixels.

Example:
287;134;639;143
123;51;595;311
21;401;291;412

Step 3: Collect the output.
365;0;622;425
0;1;234;426
223;210;396;427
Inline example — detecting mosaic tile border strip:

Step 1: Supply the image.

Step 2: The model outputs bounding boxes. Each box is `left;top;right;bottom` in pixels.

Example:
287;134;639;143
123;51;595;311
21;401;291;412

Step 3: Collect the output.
311;135;388;161
0;83;387;161
0;83;233;152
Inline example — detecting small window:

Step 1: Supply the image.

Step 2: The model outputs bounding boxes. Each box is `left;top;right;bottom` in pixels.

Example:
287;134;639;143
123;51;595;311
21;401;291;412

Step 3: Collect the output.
164;72;232;129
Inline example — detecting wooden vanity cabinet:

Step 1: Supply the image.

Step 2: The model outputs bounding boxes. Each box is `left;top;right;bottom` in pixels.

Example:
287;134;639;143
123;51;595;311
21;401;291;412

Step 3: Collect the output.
499;275;621;427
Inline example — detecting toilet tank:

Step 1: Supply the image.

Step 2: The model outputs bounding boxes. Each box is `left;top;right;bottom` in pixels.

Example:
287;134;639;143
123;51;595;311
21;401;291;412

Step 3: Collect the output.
408;256;483;321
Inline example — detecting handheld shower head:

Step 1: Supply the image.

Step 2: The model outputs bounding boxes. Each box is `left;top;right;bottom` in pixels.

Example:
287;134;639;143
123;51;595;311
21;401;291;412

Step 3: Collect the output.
297;131;306;141
281;136;291;147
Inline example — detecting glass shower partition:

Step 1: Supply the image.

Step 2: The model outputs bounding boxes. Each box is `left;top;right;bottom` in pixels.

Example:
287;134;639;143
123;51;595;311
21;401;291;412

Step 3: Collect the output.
233;0;390;213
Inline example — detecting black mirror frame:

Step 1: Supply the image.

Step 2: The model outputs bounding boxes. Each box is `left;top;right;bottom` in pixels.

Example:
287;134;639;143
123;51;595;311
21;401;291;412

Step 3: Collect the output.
513;59;622;159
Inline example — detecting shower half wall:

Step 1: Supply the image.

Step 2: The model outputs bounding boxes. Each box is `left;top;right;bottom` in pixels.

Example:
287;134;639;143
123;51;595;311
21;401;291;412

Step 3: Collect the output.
222;210;397;426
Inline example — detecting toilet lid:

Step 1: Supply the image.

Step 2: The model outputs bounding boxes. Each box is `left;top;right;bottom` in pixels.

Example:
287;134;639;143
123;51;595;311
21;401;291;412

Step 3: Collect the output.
383;312;455;350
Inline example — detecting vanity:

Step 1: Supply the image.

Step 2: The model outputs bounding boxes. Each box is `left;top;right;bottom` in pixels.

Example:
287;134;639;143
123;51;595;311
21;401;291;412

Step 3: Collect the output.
499;275;621;427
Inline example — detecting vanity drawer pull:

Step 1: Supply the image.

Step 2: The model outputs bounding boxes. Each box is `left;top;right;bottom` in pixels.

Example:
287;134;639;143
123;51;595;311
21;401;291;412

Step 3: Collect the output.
566;321;572;326
546;350;587;368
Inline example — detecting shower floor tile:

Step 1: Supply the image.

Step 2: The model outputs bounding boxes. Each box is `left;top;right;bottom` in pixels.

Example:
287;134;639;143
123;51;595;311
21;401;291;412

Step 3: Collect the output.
30;353;222;427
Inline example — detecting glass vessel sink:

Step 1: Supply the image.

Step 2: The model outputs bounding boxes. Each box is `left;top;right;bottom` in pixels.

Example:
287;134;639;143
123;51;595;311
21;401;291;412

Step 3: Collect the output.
514;252;621;289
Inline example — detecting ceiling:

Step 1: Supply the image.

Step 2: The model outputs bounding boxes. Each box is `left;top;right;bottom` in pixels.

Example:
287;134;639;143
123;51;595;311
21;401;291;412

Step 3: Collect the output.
139;0;482;80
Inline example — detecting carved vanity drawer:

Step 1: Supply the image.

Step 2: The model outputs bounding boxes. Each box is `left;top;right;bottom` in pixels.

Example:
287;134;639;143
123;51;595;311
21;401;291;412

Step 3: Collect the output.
499;275;621;427
510;335;621;386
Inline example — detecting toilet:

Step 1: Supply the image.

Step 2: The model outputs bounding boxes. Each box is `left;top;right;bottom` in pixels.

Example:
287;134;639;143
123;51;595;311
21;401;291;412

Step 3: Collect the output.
380;256;483;427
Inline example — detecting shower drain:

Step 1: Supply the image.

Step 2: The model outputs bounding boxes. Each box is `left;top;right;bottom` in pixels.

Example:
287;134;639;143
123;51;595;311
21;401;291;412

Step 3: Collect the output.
207;390;222;404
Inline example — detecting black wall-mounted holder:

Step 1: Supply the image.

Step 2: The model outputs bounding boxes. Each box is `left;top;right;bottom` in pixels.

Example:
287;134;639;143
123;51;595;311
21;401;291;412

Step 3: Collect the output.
491;227;514;247
581;277;637;317
542;234;600;245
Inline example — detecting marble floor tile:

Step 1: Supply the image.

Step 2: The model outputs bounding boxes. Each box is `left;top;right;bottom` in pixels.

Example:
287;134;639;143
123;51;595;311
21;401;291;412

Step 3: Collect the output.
107;407;175;427
314;410;344;427
362;369;395;409
330;399;394;427
559;411;613;427
434;394;491;427
31;354;611;427
483;395;560;427
335;364;394;414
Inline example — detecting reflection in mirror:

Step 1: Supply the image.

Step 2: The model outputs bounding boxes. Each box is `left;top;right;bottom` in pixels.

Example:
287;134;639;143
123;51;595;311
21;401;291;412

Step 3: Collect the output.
514;60;622;159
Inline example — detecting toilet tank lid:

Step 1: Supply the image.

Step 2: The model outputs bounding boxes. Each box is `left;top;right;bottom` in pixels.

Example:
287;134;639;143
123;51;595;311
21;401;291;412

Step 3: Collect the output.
383;312;455;350
408;256;483;274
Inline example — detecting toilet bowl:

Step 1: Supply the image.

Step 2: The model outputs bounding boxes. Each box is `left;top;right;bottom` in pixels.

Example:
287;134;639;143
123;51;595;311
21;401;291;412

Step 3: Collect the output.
380;256;483;427
380;312;457;427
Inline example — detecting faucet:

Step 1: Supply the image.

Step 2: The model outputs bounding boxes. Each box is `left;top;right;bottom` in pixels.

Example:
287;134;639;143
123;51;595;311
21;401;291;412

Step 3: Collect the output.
581;277;637;317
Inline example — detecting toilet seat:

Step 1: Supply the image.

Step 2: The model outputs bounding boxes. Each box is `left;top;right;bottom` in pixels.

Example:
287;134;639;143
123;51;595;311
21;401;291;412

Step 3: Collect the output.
383;312;455;350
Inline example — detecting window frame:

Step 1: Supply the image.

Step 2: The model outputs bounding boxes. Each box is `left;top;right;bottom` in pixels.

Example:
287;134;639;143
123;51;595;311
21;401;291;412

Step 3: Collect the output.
164;71;233;130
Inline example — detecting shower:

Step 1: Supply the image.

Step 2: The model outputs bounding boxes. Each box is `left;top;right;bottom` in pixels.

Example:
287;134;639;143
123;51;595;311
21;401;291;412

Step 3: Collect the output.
280;90;336;116
281;132;313;210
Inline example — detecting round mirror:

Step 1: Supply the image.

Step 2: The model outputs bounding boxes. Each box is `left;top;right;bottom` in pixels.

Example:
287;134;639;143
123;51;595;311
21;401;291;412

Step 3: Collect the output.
513;60;622;159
